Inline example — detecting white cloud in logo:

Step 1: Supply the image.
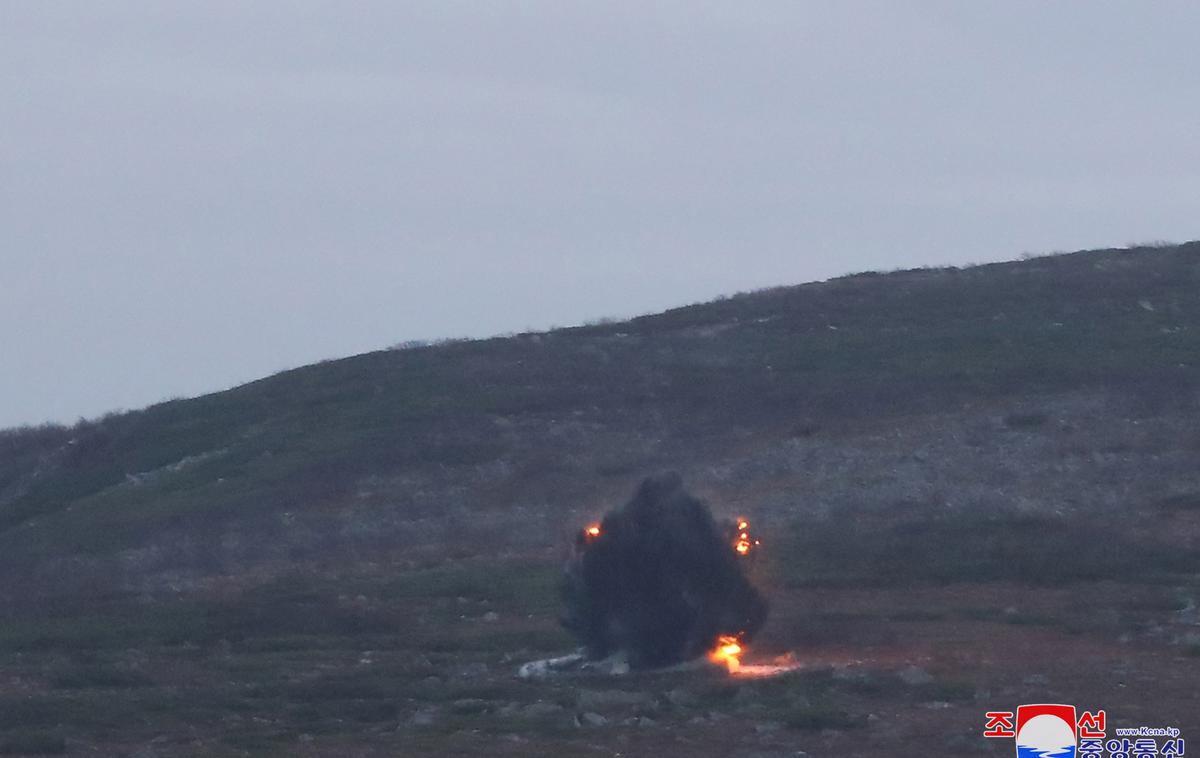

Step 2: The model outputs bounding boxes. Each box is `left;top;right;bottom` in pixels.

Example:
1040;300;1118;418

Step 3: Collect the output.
1017;714;1076;754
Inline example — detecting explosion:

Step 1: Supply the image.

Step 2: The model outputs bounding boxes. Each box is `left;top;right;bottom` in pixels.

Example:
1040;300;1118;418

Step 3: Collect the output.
732;518;761;556
708;634;744;673
560;473;768;670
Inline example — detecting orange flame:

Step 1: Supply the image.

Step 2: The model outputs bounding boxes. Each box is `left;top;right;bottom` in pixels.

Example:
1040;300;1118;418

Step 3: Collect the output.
585;524;601;538
708;635;743;673
732;517;760;556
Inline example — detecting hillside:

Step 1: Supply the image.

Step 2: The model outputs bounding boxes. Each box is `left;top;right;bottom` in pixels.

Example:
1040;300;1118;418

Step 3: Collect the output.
2;242;1199;756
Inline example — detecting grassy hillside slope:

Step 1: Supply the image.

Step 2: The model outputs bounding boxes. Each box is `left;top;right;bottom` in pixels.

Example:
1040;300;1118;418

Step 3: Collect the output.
4;243;1199;579
1;242;1199;756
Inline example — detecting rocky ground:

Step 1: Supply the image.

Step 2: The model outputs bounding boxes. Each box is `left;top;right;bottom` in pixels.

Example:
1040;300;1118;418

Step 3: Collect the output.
2;388;1198;756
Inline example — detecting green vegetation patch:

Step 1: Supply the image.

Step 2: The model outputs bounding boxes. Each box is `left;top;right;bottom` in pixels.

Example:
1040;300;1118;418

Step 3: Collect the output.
778;510;1197;587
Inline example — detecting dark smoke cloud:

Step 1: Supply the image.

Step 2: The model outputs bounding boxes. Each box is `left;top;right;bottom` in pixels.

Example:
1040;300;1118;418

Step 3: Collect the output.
560;472;768;669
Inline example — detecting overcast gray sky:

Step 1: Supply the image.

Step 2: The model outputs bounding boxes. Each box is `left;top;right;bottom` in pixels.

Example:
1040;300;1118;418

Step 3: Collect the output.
2;2;1198;429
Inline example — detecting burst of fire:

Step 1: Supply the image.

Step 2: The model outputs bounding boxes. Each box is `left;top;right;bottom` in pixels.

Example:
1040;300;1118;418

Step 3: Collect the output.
708;634;743;673
732;517;761;556
585;524;601;537
712;518;760;671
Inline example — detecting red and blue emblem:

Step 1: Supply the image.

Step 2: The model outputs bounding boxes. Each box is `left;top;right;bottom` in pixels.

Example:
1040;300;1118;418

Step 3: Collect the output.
1015;704;1078;758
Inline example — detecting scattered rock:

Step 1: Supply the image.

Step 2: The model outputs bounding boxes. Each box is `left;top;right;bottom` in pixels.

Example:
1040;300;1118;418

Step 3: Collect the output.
619;714;657;729
516;652;586;680
451;698;489;714
578;711;608;727
898;666;934;686
410;708;438;726
832;665;873;686
482;611;500;622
